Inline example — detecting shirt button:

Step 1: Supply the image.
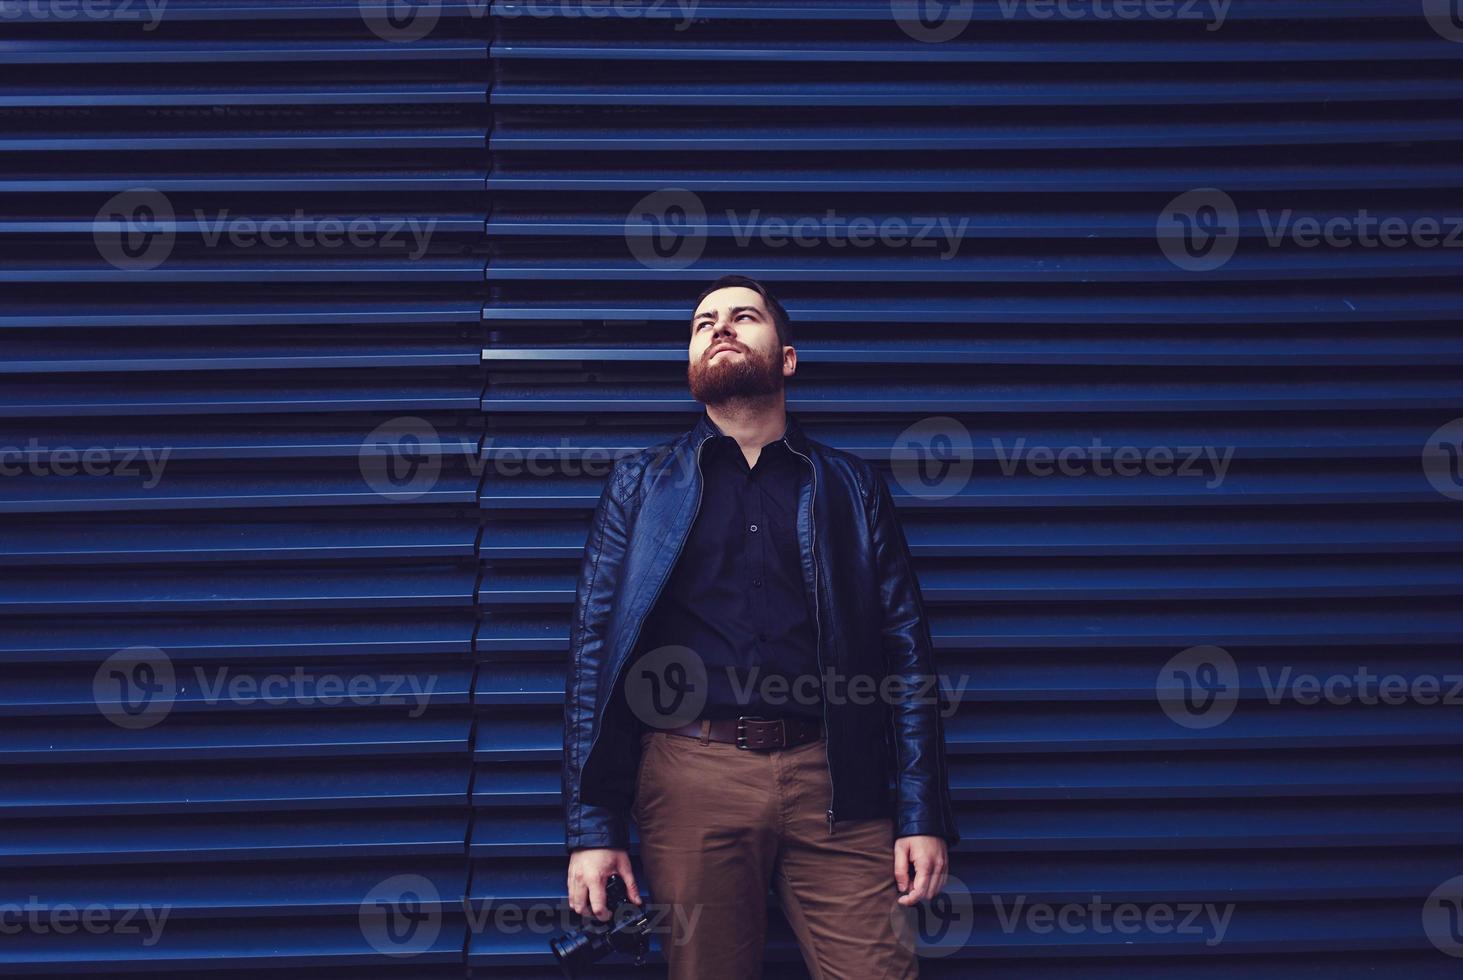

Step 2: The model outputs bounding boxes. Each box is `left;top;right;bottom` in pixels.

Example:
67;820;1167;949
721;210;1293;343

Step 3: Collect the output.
753;578;763;587
749;524;758;532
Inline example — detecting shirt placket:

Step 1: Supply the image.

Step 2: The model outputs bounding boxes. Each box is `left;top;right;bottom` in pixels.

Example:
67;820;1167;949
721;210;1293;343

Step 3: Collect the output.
745;455;769;651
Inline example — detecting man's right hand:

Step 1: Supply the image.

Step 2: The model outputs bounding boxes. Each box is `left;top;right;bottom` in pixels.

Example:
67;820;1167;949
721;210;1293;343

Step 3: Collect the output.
567;847;642;922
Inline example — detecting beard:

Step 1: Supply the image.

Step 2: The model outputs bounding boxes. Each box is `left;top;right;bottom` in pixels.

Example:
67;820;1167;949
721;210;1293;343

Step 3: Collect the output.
687;340;784;405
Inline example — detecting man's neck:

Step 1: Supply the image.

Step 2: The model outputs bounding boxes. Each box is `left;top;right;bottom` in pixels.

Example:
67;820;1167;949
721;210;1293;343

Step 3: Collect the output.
705;395;788;469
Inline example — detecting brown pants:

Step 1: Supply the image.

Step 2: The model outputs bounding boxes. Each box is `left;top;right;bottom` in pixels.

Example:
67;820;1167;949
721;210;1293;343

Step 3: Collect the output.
631;729;919;980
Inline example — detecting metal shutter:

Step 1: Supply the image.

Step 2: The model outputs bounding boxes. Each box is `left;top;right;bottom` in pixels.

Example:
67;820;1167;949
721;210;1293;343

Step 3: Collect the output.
477;1;1463;977
7;1;1463;977
1;3;485;977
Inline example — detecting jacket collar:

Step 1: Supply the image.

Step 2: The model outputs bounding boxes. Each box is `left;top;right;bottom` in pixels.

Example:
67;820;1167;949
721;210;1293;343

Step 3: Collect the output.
691;406;810;456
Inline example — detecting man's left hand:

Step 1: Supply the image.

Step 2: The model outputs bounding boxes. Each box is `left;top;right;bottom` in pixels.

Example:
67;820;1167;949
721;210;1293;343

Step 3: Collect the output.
893;834;948;906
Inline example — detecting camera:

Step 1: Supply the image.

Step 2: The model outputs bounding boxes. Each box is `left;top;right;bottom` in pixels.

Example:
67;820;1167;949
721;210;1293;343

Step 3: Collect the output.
550;873;650;977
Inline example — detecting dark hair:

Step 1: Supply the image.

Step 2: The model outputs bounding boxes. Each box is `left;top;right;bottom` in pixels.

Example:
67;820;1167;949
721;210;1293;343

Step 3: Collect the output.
692;274;793;348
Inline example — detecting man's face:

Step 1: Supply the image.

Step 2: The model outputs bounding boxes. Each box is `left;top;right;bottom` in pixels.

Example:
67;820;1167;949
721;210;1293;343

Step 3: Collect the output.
687;286;794;405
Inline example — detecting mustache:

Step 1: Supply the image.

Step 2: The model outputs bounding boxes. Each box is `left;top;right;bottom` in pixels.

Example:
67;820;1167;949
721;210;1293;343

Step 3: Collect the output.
705;342;747;360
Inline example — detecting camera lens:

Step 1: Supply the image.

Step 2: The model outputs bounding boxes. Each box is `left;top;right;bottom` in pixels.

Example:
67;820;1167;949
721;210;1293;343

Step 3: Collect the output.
550;930;592;978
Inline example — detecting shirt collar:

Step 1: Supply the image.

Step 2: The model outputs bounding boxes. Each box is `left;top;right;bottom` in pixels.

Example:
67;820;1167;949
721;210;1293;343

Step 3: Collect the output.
693;409;808;456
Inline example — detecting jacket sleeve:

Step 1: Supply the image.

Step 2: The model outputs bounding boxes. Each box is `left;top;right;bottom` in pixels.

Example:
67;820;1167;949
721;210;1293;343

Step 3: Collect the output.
563;459;635;852
868;470;961;847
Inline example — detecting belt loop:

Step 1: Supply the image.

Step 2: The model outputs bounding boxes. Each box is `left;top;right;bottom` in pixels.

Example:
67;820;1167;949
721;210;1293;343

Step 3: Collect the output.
698;718;711;745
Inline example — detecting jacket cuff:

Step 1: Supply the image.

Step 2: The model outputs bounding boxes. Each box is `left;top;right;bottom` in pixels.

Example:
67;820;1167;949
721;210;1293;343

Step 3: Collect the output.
564;809;630;853
895;819;961;848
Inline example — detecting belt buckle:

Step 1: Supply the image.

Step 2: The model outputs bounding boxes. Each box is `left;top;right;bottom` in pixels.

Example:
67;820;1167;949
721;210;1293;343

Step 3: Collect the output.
735;715;785;751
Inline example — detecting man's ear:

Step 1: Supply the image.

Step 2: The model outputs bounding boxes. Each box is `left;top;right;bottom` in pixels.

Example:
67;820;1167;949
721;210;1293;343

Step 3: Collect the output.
783;346;798;376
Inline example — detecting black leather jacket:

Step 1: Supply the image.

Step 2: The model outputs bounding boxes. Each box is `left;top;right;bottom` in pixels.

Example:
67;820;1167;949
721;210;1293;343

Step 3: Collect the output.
562;410;960;851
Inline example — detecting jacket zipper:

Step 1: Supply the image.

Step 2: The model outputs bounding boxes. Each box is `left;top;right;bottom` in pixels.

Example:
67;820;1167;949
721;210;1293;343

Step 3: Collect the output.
582;433;714;788
781;435;837;836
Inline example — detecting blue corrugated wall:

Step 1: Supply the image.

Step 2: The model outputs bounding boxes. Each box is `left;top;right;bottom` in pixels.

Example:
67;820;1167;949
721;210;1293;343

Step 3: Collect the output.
6;0;1463;977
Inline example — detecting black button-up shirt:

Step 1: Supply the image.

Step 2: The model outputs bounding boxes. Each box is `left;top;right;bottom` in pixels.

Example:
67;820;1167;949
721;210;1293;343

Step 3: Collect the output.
638;413;823;721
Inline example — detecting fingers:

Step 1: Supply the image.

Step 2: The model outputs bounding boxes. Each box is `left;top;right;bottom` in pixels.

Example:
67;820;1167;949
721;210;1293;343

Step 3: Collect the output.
894;842;950;907
893;838;911;893
616;854;643;905
567;873;588;918
588;874;611;921
898;857;931;907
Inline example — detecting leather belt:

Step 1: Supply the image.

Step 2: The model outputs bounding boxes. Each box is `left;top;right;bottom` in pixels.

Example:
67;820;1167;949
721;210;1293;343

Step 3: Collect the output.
662;715;823;751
